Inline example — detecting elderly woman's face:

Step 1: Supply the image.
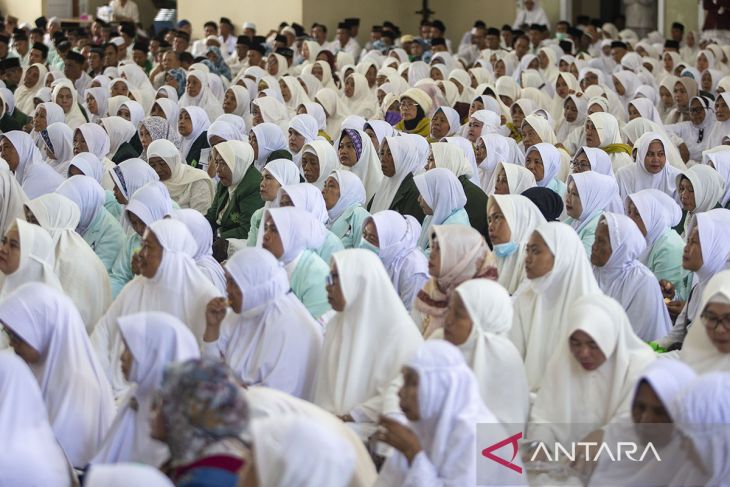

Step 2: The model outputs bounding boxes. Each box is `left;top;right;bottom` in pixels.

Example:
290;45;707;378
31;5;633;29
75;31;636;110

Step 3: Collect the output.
139;229;164;279
251;105;264;126
682;227;703;272
584;119;599;148
524;149;545;182
325;262;346;311
178;109;193;136
112;80;128;97
187;75;202;97
522;122;541;149
564;180;583;219
117;105;131;121
569;329;607;371
224;270;243;313
702;301;730;354
259;169;282;202
223;89;238;114
487;201;511;245
0;137;19;171
262;215;284;259
56;87;73;113
590;219;612;267
444;292;473;346
215;151;233;187
33;106;48;132
399;96;418;122
0;225;21;275
524;230;554;279
23;66;39;88
148;156;172;181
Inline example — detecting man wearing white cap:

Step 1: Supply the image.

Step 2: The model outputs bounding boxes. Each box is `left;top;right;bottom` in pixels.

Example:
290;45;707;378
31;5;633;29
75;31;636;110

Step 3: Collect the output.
243;22;257;39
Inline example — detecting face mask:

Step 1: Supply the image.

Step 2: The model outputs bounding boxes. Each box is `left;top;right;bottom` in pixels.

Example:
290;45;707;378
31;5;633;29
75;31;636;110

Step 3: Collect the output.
358;237;380;255
493;241;519;258
385;111;402;126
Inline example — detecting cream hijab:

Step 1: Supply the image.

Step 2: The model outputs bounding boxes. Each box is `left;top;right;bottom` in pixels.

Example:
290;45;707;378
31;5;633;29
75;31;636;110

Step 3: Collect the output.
52;79;87;130
147;139;214;206
14;63;49;115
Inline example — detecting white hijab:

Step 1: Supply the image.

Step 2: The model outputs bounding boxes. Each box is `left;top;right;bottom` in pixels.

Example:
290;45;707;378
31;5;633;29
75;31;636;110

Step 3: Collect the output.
0;351;71;487
705;148;730;207
171;208;226;293
179;106;211;160
178;71;224;121
301;139;338;189
14;63;49;114
369;136;423;213
476;133;521;192
594;212;673;341
250;122;288;169
342;72;379;119
147;139;214;208
626;188;683;261
3;130;64;199
487;161;537;195
528;294;656;447
41;122;74;175
510;221;603;390
413;168;467;248
0;169;28;234
567;171;622;233
52;79;88;130
26;194;111;331
92;312;199;466
209;248;322;399
616;132;682;200
676;164;726;236
0;283;116;467
101;116;137;157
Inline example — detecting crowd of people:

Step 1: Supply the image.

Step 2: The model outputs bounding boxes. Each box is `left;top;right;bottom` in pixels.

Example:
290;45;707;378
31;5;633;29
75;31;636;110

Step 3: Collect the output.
1;4;730;486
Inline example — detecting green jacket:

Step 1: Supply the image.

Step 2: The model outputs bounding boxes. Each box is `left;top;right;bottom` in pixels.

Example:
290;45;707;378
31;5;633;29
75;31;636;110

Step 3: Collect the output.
460;175;489;241
0;113;21;132
205;165;264;239
368;172;425;223
11;108;31;129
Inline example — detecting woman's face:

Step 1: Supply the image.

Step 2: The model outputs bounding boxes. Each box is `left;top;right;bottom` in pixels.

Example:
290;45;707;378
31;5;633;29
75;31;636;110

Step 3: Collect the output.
287;128;305;154
338;134;357;167
556;76;569;98
344;76;355;97
494;59;506;77
585;119;599;148
112;80;128;97
499;95;513;107
365;65;377;87
628;103;641;121
364;128;379;152
701;71;713;92
164;73;178;91
399;96;418;122
696;53;709;72
590;219;612;267
321;176;340;210
643;140;666;174
682;227;703;272
139;125;153;150
362;220;378;247
398;367;420;421
626;200;648;236
569;329;606;371
702;301;730;354
148;156;172;181
510;104;525;130
262;215;284;259
564;97;578;123
223;89;238;113
278;80;292;102
186;75;202;97
150;103;165;118
311;64;324;81
443;292;473;346
660;86;674;108
571;152;591;173
325;262;346;311
689;98;706;126
678;176;696;211
474;138;487;163
487;201;511;245
418;194;433;217
524;230;554;279
139;229;164;279
494;167;509;194
248;132;259;161
56;87;73;113
469;99;484;118
23;66;39;88
673;82;689;108
0;138;19;171
466;119;484;143
72;130;89;156
430;66;444;81
215;152;233;186
178;109;193;136
225;270;243;313
32;106;47;132
613;76;625;96
524;150;545;182
564;180;583;219
258;169;281;201
0;225;21;275
716;96;730;121
86;94;99;115
430;110;449;140
251;105;264;126
522;122;541;149
663;53;674;71
117;105;131;121
266;55;279;76
379;140;396;177
587;102;604;116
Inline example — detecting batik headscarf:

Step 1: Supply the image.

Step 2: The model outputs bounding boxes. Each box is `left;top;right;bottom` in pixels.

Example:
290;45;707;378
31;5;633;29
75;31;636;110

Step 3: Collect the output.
166;68;187;98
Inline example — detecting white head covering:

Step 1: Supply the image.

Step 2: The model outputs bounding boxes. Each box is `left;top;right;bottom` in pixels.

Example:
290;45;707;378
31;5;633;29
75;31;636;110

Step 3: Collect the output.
325;170;366;225
313;249;423;425
51;79;87;130
301;140;338;189
511;221;602;390
342;72;379;119
288;114;319;165
101;116;137;156
85;463;175;487
0;351;70;486
179;106;211;160
147;139;213;207
369;136;423;214
573;146;614;176
705;149;730;207
41;122;74;176
14;63;49;114
119;100;145;127
0;169;28;234
252;96;290;131
92;312;199;465
594;212;673;341
263;206;326;264
487;161;537;195
76;122;111;159
55;175;106;236
178;71;224;121
430;141;476;183
0;283;115;467
626;189;683;259
567;171;622;233
110;157;160;205
676;164;726;235
171;208;226;293
616;132;682;199
476;133;520;191
250;122;287;168
487;194;546;294
218;248;322;398
526;143;561;187
3;130;64;199
413;167;467;225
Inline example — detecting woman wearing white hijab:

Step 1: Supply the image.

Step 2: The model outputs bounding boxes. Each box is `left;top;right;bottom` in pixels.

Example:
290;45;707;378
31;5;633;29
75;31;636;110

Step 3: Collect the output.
336;128;384;202
527;294;655;450
666;95;715;162
413;168;469;253
474;133;516;192
584;112;633;172
323;170;369;249
92;218;222;398
342;72;379;119
177;106;211;167
203;247;322;398
0;351;72;486
99;116;138;161
510;222;603;391
40;121;74;176
316;87;349;138
369;135;425;216
171;208;226;293
178;71;223;121
705;148;730;209
146;139;213;213
278;77;311;118
74;122;116;191
314;249;423;440
617;132;682;201
565;171;622;254
14;63;49;115
1;131;64;199
109;158;160;219
487;160;537;195
300;139;338;189
676;164;726;237
431;279;530;426
30;101;65;150
84;87;109;123
287;113;319;167
249;122;287;170
52;79;88;130
487;194;546;294
252;96;290;132
0;283;115;467
571;146;614;176
375;340;516;487
93;312;199;466
25;194;112;331
524;142;566;196
0;169;28;234
592;213;673;341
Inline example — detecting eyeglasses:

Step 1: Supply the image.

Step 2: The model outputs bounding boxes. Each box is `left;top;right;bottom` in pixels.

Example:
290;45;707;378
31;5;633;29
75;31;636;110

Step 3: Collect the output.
399;98;416;109
701;312;730;331
689;108;705;114
325;272;339;287
570;160;592;172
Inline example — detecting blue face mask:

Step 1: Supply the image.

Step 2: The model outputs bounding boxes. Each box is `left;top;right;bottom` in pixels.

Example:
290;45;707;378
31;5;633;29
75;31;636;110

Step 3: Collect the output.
493;241;519;258
358;238;380;255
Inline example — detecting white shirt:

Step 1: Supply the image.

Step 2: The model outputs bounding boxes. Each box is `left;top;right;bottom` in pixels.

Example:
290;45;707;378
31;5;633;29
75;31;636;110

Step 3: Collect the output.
110;0;140;23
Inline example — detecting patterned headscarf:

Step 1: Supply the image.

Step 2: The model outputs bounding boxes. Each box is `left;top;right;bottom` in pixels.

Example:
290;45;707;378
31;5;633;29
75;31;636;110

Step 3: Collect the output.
342;128;363;160
166;68;187;98
139;116;181;161
206;47;232;81
160;358;249;465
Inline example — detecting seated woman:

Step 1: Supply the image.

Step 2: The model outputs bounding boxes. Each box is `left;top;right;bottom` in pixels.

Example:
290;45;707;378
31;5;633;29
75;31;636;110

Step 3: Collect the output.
73;122;116;190
109;158;160;219
1;130;63;199
680;270;730;373
487;194;546;294
139;116;182;162
475;133;522;192
487;161;537;195
564;171;622;255
570;145;614;176
0;352;73;486
432;279;530;426
93;218;222;398
100;116;141;164
323;170;369;249
428;106;461;142
368;135;426;222
705;149;730;209
84;87;108;124
412;225;497;337
361;211;428;310
395;88;431;136
592;213;673;341
413;168;470;253
30;102;65;151
172;209;227;293
51;79;88;130
301;139;338;189
0;283;115;468
147;139;214;214
617;132;682;201
626;189;687;300
249;122;288;169
202;247;322;398
205;140;263;259
178;106;211;167
41;122;74;176
336;128;383;202
675;164;725;237
510;222;602;391
524;142;567;196
314;249;423;441
287;113;319;167
93;312;199;465
466;109;502;143
260;207;332;322
584;112;633;173
375;340;516;486
153;359;249;486
665;95;714;162
527;295;655;452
